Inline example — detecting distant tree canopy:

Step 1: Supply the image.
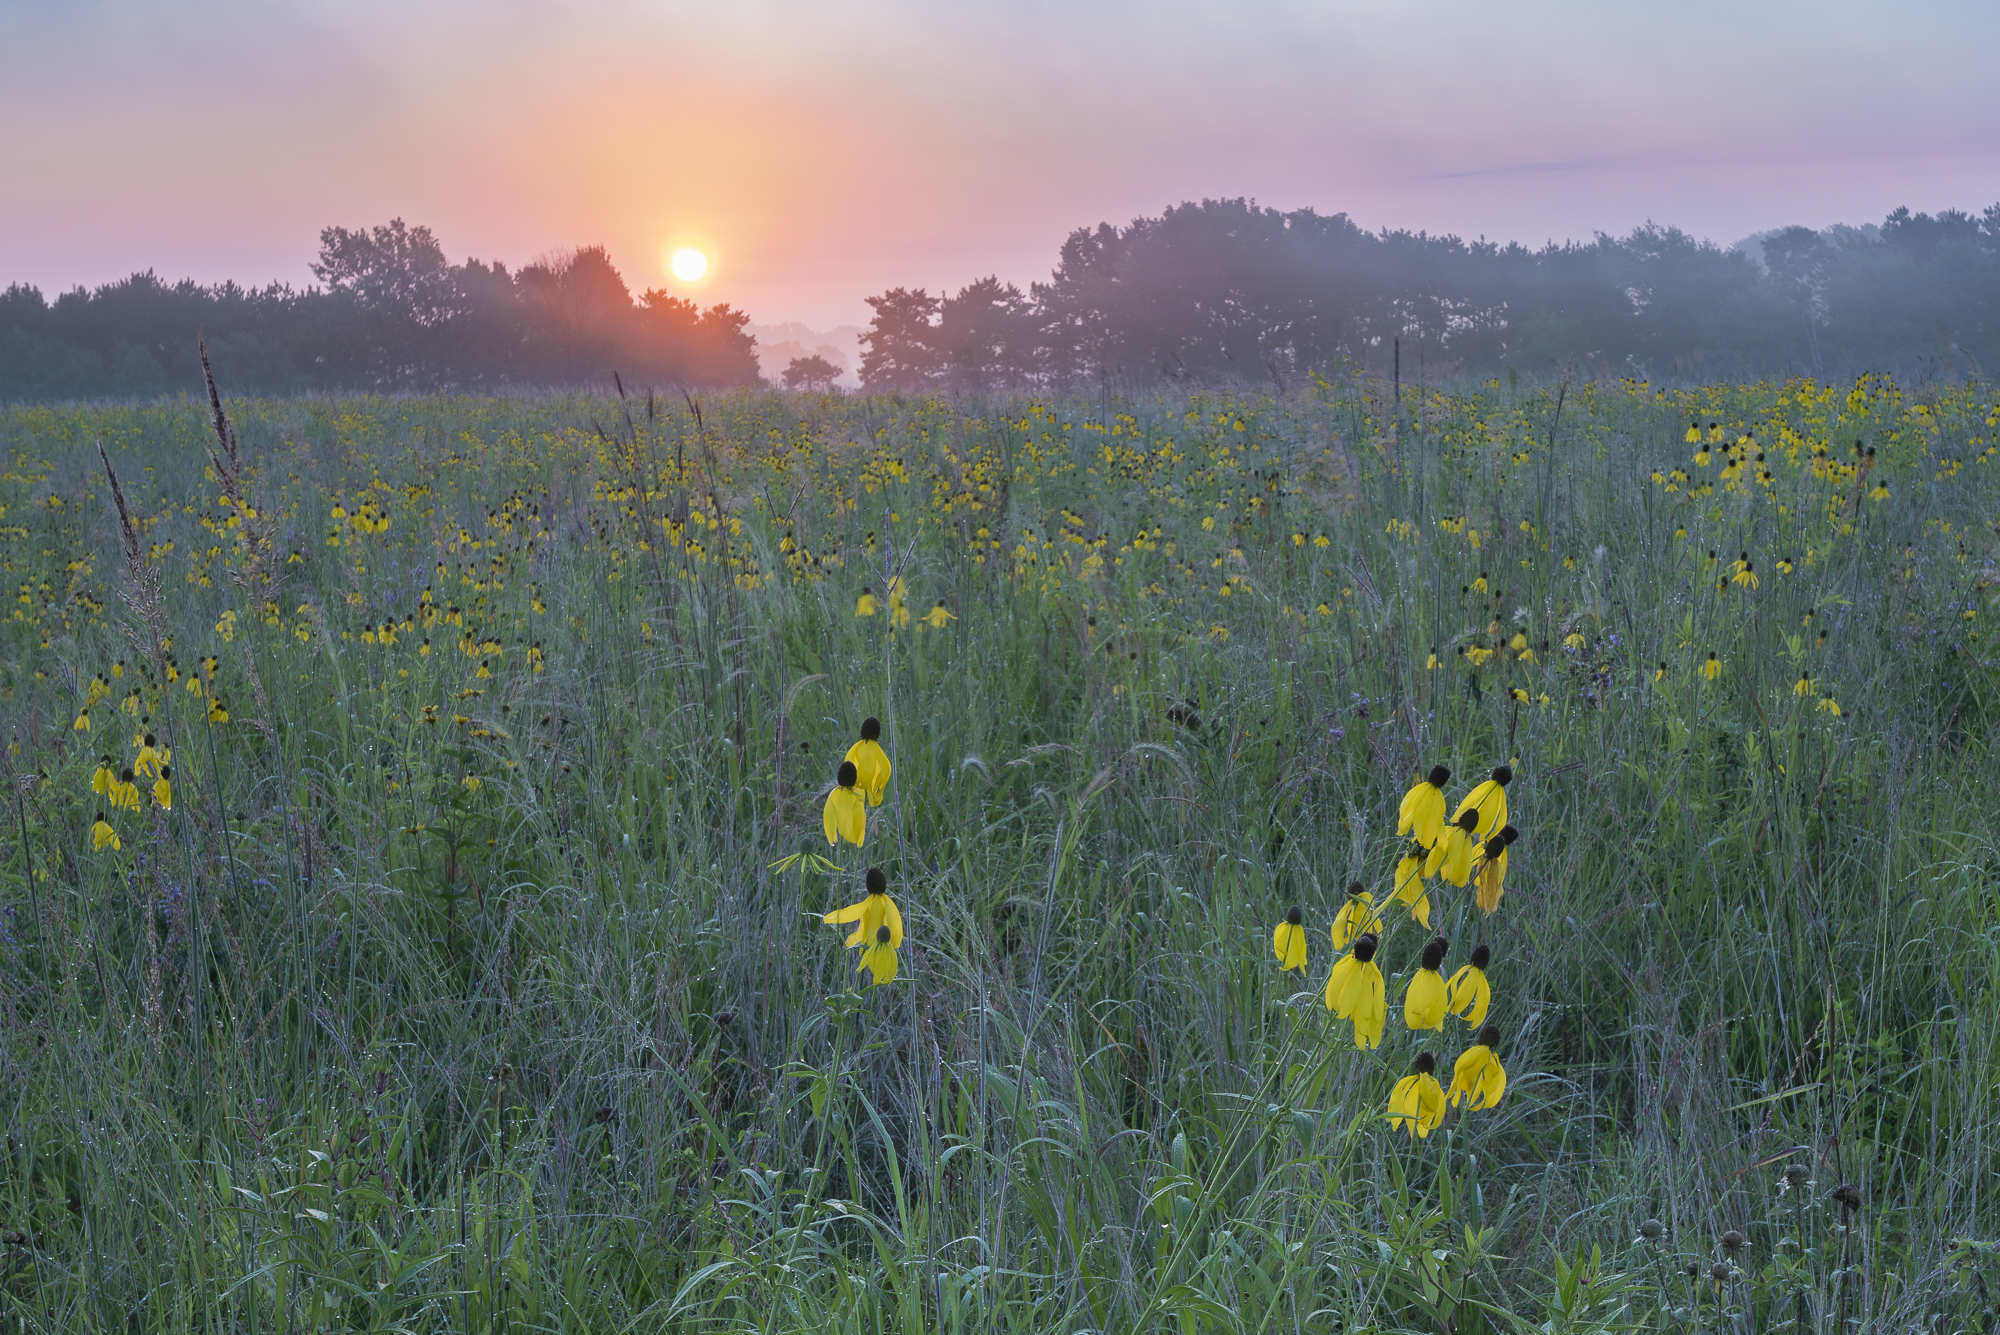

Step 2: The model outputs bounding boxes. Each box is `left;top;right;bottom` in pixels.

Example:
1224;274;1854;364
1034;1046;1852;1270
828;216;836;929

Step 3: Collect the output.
781;354;843;392
0;220;760;403
858;198;2000;390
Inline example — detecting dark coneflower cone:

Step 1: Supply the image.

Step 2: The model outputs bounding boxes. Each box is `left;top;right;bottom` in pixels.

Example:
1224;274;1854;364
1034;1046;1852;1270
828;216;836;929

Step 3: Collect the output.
1500;824;1520;845
1346;880;1365;898
1470;943;1492;969
876;925;891;944
1412;1052;1437;1075
1492;764;1512;786
1284;905;1303;926
860;716;881;740
1479;1025;1501;1047
1426;764;1451;787
1421;937;1448;970
1352;933;1379;963
1456;809;1480;831
837;760;858;787
866;867;886;894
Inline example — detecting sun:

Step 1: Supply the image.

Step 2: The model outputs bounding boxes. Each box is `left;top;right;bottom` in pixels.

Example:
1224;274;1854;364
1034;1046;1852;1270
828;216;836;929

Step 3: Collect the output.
669;247;708;282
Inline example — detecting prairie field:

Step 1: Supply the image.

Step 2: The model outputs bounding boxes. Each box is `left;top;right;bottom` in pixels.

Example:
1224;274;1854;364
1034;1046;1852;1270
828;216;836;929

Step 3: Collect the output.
1;371;1998;1333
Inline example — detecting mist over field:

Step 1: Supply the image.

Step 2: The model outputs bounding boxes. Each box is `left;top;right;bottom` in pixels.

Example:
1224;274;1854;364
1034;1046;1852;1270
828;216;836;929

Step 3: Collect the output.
4;198;1997;402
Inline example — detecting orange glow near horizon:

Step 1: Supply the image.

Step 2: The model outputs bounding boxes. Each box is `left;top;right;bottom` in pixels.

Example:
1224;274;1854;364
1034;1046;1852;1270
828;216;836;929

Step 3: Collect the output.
2;3;1997;330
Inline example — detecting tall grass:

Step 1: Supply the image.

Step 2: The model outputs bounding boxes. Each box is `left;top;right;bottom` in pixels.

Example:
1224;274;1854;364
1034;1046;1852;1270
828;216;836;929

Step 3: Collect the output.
1;372;1997;1332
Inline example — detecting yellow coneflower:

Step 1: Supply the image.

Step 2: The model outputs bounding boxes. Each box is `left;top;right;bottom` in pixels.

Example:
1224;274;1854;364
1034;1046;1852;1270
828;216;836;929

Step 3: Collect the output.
1473;826;1519;914
825;867;904;949
1817;694;1842;717
208;698;230;723
1396;765;1451;848
1731;557;1758;590
91;813;120;852
1447;1026;1508;1110
73;709;91;733
843;716;893;806
110;768;142;813
133;733;165;779
1425;647;1441;670
859;923;899;985
1794;673;1813;697
1471;573;1489;594
822;761;867;846
1445;944;1492;1027
1654;661;1667;682
1699;652;1722;682
152;766;172;811
921;600;955;630
1330;882;1382;950
1453;765;1511;837
1511;633;1535;663
1386;1052;1446;1138
855;586;879;616
1325;933;1386;1048
1273;905;1308;973
1404;937;1449;1030
90;756;115;797
1390;841;1432;928
1425;809;1482;886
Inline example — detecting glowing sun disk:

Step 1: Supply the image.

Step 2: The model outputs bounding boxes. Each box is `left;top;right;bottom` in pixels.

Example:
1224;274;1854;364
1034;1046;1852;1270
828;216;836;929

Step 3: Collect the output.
670;247;708;281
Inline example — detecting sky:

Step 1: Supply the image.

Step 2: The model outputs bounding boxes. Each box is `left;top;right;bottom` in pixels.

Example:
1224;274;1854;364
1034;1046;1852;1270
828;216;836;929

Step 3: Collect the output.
4;0;1997;330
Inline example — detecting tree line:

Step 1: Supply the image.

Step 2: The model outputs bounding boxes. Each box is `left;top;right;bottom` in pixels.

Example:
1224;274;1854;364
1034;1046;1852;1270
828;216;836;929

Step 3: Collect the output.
7;201;1997;403
858;199;2000;390
0;220;760;403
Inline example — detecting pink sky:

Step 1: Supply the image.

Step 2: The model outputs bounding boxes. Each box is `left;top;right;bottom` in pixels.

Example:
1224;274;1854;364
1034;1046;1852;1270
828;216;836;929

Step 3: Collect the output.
4;0;1996;329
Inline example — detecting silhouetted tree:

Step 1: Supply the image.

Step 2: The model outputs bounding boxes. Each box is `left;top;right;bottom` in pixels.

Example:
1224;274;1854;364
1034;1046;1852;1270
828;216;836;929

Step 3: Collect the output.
782;354;843;391
935;277;1038;389
858;288;942;390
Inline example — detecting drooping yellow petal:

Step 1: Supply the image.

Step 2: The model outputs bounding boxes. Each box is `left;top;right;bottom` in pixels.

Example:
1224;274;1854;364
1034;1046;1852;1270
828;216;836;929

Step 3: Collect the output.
1427;826;1478;886
1387;1073;1423;1133
845;739;893;806
1344;964;1387;1049
1273;920;1307;972
1447;1045;1507;1110
1390;851;1432;927
1475;848;1508;913
1445;965;1491;1027
1330;892;1381;950
825;890;901;948
1396;778;1446;848
1452;774;1510;839
1324;953;1357;1013
1404;969;1448;1030
823;785;867;846
859;939;899;985
1387;1072;1446;1137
